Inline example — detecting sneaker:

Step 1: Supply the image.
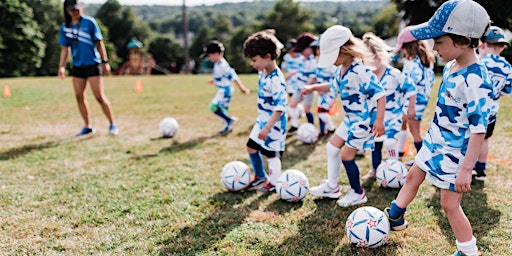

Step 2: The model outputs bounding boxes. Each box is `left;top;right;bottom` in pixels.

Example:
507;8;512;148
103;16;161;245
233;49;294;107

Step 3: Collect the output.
384;207;408;231
472;169;486;181
76;126;95;136
109;124;119;135
404;160;414;167
246;176;268;191
361;169;376;181
337;188;368;207
309;181;341;198
228;117;238;130
287;126;298;136
257;182;275;193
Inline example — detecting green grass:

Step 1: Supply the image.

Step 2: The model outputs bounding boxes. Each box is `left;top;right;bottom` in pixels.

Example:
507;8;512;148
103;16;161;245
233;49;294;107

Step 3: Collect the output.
0;75;511;255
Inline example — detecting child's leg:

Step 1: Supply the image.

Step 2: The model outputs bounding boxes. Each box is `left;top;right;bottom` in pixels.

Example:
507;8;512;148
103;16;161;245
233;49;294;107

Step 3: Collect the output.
397;116;408;157
288;99;300;129
318;115;326;134
326;141;342;188
303;93;315;125
341;146;362;194
266;157;281;185
389;164;426;215
441;189;478;256
318;112;335;133
408;119;423;152
371;141;383;171
211;104;232;124
247;146;266;179
384;138;399;160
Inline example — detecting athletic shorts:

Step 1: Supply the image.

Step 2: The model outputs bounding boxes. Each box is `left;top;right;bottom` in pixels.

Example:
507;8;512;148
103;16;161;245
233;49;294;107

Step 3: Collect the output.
71;64;102;78
291;90;315;106
246;138;283;158
485;118;496;140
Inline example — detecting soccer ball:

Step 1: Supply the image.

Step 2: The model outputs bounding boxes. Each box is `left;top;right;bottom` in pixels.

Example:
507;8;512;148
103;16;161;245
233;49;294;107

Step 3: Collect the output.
159;117;179;138
345;206;390;248
275;169;309;202
376;159;408;188
297;123;318;144
220;161;251;192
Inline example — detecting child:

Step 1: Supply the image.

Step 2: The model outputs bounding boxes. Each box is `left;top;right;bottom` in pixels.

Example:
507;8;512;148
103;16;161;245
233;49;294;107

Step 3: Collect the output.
302;25;386;207
361;32;417;180
202;40;250;134
395;27;436;164
383;1;492;255
287;33;318;135
473;26;512;180
243;31;288;193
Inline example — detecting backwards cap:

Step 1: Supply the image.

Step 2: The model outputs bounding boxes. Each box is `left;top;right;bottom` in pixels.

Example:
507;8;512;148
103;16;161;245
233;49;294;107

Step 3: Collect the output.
409;0;489;40
200;40;225;58
317;25;352;68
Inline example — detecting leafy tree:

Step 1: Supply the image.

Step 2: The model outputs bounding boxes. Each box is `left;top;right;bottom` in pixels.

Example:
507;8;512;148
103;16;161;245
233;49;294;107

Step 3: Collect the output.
0;0;45;77
148;36;183;73
371;4;399;39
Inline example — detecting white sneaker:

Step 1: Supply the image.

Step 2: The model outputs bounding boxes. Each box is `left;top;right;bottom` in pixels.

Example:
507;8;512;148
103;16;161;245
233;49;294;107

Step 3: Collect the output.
309;181;341;198
337;188;368;207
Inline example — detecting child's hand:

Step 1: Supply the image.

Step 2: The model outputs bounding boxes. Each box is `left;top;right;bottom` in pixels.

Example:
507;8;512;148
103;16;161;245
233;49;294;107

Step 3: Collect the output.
372;120;385;137
407;106;416;121
454;168;472;193
242;88;251;95
258;127;270;140
301;85;313;97
208;79;214;84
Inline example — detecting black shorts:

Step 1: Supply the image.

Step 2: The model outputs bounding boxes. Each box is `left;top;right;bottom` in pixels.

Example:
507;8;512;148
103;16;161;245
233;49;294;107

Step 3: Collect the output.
485;118;496;139
71;64;102;78
246;138;284;158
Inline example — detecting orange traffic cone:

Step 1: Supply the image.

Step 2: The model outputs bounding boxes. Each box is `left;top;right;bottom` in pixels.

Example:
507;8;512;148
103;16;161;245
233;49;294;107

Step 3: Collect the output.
3;85;11;97
135;80;143;93
402;137;410;156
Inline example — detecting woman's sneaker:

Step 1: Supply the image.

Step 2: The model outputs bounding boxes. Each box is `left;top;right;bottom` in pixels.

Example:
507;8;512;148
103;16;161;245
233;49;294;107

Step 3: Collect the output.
384;207;408;231
246;176;267;191
76;126;95;137
109;124;119;135
337;188;367;207
309;181;341;198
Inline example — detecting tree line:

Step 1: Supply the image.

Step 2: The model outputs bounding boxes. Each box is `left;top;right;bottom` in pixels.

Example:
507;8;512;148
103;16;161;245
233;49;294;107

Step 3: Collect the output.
1;0;510;77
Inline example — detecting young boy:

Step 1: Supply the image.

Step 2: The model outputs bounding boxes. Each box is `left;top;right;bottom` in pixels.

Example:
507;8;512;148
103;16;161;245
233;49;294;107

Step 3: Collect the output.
383;1;492;255
473;26;512;180
202;40;250;134
243;31;288;193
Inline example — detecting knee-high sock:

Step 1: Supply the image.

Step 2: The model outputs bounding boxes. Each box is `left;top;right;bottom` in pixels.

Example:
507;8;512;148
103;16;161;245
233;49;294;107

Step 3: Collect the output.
318;112;335;131
372;142;383;170
342;159;362;194
214;109;232;124
326;142;341;188
414;141;423;152
306;112;315;125
267;157;281;185
288;107;300;128
384;139;399;160
318;116;325;134
397;130;408;154
249;151;266;178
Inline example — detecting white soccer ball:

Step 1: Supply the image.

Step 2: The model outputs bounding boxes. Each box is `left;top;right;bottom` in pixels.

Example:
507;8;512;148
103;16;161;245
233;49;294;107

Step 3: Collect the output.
275;169;309;202
346;206;390;248
220;161;251;192
297;123;318;144
376;159;408;188
159;117;179;138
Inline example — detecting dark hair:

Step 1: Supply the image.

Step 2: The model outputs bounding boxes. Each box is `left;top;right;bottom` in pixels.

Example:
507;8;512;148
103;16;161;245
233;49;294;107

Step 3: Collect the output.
402;40;435;68
446;34;480;48
63;5;72;27
243;31;280;60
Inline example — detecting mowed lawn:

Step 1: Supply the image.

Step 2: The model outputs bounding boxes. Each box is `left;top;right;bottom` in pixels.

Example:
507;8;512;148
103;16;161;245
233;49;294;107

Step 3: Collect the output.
0;74;511;255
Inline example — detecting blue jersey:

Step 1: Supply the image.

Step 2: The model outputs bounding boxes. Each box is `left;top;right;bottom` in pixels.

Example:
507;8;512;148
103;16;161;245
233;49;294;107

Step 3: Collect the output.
210;58;238;109
281;53;302;93
58;16;103;67
249;68;288;152
296;54;317;90
316;64;338;110
402;56;435;119
416;61;493;191
479;54;512;121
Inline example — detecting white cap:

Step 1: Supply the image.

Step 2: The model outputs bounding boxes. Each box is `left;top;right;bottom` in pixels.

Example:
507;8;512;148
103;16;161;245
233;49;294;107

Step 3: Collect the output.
409;0;489;40
318;25;352;68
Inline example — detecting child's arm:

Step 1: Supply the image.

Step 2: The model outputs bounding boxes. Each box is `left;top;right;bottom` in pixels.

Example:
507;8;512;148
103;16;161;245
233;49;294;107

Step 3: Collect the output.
406;95;416;121
454;132;485;193
234;78;250;95
258;110;283;141
301;82;330;96
285;70;298;81
372;96;386;137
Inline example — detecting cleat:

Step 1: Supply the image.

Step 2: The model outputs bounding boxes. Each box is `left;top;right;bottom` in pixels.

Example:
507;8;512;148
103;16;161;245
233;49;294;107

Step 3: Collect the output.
337;188;368;207
309;181;341;198
257;181;275;193
384;207;408;231
246;176;268;191
287;126;298;136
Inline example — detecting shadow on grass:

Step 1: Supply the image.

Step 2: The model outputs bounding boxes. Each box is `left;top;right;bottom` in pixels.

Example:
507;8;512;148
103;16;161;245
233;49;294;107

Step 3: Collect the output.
0;141;61;160
426;180;501;252
282;137;316;169
158;191;269;255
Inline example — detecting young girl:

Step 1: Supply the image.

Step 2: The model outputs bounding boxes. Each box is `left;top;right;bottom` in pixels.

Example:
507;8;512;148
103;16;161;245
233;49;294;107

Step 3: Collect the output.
302;25;385;207
361;32;417;180
384;1;492;255
395;29;436;163
202;40;250;134
243;31;288;193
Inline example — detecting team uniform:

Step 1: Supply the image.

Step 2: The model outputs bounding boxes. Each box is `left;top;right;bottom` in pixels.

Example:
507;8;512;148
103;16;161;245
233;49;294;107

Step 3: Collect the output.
281;53;302;95
316;64;338;134
331;61;385;150
291;54;317;105
415;61;493;191
209;58;239;111
402;56;435;120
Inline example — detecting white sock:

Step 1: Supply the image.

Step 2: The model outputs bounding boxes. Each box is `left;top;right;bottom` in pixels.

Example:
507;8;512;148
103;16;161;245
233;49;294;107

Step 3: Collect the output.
384;139;399;160
318;112;335;131
267;157;281;185
326;142;341;188
397;130;408;154
288;107;300;128
456;236;478;256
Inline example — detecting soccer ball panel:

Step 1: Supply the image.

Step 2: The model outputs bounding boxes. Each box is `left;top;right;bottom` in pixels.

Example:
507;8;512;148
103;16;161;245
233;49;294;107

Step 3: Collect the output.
376;159;408;188
297;123;318;144
220;161;251;191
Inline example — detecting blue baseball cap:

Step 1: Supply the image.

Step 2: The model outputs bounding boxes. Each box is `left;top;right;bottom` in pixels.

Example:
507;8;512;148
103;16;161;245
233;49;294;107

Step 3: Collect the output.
409;0;489;40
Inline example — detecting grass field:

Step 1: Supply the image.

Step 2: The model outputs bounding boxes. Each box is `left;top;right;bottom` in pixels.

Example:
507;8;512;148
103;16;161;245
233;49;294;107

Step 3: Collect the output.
0;74;511;255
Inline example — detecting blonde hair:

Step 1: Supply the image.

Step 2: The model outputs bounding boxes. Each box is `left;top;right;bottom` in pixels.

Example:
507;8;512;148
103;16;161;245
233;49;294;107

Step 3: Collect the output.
402;40;435;68
362;32;392;65
339;37;373;65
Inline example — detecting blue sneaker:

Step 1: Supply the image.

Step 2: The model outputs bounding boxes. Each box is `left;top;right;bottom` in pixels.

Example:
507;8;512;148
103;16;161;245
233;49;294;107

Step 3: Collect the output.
246;176;268;191
384;207;408;231
109;124;119;135
76;127;95;137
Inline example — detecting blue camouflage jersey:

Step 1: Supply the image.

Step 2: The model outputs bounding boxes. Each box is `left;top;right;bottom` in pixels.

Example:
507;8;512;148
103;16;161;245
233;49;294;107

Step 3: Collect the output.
210;58;238;110
415;61;493;191
316;64;338;110
479;54;512;122
296;54;317;91
249;68;288;152
331;61;385;150
58;16;103;67
402;56;435;120
281;53;302;94
378;66;417;141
